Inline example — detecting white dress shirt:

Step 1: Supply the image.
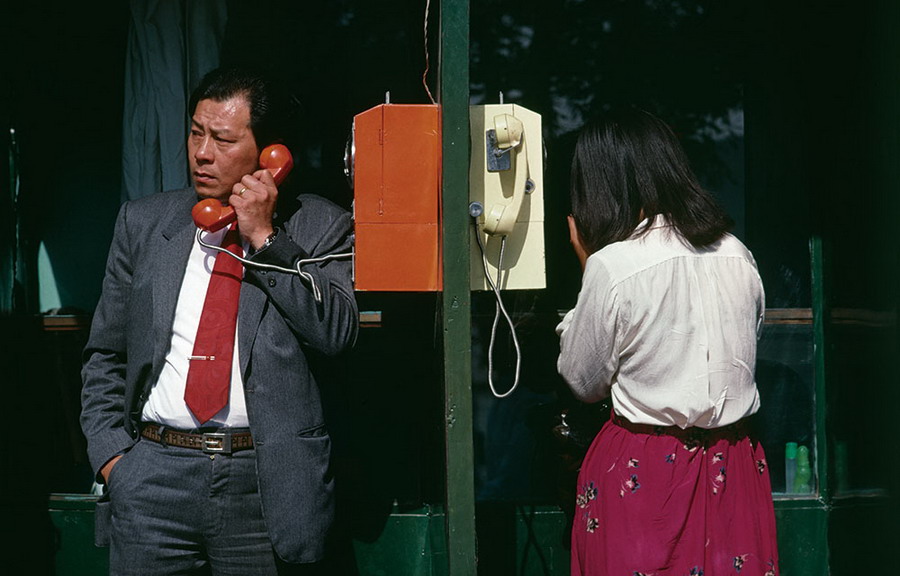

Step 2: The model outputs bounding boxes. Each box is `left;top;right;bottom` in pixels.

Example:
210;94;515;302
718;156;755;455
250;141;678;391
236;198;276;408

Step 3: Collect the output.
556;216;765;429
141;225;249;429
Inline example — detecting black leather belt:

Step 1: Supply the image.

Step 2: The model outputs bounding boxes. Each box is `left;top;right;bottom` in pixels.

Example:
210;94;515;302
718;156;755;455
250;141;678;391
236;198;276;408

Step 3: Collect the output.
140;423;253;454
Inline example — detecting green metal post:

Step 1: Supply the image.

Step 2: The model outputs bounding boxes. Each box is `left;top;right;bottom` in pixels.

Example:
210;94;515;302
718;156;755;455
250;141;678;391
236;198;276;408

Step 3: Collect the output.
809;235;830;503
440;0;476;574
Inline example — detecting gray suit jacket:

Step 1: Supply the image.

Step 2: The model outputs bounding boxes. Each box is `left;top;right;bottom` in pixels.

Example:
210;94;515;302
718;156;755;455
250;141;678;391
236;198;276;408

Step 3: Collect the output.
81;188;358;563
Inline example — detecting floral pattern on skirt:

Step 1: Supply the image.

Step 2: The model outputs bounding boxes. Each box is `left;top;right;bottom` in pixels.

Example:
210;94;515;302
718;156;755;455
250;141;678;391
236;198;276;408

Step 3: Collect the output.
570;413;779;576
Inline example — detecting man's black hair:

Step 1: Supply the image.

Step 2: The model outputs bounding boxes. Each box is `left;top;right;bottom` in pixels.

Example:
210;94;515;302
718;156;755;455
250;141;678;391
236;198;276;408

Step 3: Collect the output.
189;67;299;151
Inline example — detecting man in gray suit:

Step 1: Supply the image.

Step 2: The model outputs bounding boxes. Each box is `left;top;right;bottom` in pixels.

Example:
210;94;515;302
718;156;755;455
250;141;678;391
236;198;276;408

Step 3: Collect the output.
81;67;358;575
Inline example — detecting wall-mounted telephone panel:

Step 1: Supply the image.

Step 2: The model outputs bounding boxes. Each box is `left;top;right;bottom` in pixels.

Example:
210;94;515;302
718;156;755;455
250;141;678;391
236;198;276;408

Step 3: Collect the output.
350;104;442;291
469;104;546;291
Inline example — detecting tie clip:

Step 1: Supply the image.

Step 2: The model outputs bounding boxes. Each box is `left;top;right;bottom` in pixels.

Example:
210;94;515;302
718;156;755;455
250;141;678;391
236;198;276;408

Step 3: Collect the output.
189;355;216;361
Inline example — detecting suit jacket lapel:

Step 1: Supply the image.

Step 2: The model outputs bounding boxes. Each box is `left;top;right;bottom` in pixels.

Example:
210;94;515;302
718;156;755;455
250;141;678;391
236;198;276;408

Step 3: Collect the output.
152;190;200;369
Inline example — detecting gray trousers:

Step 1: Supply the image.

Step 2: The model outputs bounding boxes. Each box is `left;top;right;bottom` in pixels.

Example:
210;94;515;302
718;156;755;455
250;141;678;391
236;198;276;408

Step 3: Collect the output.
105;437;319;576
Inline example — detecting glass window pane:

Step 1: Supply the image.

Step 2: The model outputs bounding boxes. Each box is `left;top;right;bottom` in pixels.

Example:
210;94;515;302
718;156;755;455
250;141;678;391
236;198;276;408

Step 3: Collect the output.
755;311;817;497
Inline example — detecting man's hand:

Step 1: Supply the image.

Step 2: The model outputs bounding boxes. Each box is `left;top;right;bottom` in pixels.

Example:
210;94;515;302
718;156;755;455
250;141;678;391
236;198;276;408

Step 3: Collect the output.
567;215;589;272
100;454;123;485
230;168;279;250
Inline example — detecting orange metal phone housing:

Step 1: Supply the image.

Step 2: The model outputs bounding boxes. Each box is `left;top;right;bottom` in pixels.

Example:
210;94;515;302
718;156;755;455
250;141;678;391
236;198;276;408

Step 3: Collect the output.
352;104;442;291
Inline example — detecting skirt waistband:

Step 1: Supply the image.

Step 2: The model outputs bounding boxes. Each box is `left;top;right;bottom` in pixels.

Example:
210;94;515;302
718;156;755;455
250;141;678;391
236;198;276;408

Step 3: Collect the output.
610;412;752;444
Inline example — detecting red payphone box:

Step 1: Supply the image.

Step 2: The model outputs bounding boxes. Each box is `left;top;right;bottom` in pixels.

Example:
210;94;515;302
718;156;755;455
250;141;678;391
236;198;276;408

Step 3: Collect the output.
351;104;442;291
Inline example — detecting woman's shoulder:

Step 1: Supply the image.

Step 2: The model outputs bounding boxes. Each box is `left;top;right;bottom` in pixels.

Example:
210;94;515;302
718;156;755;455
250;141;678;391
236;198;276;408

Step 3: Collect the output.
710;232;757;262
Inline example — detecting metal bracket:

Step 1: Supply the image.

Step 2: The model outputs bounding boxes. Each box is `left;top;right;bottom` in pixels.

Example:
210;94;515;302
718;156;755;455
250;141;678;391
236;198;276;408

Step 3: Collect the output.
486;129;511;172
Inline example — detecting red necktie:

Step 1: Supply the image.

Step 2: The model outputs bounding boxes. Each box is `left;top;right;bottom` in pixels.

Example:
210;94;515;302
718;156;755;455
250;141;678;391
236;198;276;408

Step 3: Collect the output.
184;225;243;424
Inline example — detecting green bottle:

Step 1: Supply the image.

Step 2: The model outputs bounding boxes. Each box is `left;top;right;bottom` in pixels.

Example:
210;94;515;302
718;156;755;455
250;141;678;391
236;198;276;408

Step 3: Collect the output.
784;442;798;493
794;445;812;493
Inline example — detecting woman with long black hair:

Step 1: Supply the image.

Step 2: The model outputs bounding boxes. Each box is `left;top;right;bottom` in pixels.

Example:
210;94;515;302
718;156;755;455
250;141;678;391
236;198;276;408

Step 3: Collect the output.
557;109;778;576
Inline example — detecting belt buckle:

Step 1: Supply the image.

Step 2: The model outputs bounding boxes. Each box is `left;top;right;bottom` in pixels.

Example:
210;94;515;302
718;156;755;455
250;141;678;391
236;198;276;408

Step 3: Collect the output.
201;432;232;454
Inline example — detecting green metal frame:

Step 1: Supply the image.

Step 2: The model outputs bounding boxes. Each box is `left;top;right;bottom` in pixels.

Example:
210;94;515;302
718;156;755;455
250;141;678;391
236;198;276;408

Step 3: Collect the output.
761;236;831;576
439;1;475;575
809;236;830;505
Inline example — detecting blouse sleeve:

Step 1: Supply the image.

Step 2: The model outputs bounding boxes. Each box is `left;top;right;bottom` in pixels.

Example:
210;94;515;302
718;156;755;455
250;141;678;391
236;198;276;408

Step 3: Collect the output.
556;258;620;403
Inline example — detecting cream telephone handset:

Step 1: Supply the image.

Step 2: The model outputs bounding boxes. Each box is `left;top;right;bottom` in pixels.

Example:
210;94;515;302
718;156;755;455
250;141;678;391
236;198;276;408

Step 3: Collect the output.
469;102;546;398
480;113;530;235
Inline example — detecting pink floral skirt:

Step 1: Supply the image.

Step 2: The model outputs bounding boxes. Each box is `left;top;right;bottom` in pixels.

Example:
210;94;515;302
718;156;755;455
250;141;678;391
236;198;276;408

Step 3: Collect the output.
571;412;779;576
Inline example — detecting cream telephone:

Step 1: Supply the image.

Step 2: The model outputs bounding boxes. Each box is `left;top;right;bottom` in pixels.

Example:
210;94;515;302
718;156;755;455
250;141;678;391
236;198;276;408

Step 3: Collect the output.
468;102;546;398
469;104;545;292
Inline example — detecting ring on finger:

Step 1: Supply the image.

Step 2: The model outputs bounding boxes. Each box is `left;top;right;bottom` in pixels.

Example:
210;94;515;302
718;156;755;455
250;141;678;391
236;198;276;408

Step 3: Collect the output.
238;187;247;196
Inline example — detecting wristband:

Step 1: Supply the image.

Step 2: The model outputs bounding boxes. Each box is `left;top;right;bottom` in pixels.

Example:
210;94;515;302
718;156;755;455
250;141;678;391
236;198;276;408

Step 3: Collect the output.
260;228;279;251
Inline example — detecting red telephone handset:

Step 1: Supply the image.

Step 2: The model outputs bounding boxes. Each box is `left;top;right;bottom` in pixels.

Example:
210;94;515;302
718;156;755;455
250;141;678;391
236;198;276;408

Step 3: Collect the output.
192;144;294;232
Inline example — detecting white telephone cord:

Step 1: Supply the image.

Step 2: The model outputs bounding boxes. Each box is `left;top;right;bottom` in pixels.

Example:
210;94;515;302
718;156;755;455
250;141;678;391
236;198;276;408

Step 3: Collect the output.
196;229;352;303
470;203;522;398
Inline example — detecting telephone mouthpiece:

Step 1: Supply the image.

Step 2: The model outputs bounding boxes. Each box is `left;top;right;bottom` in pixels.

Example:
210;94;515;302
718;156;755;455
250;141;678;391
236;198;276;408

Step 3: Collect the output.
192;198;235;232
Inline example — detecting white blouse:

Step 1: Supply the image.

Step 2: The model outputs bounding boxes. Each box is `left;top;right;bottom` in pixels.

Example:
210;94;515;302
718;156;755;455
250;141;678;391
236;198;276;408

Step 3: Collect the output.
556;216;765;429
